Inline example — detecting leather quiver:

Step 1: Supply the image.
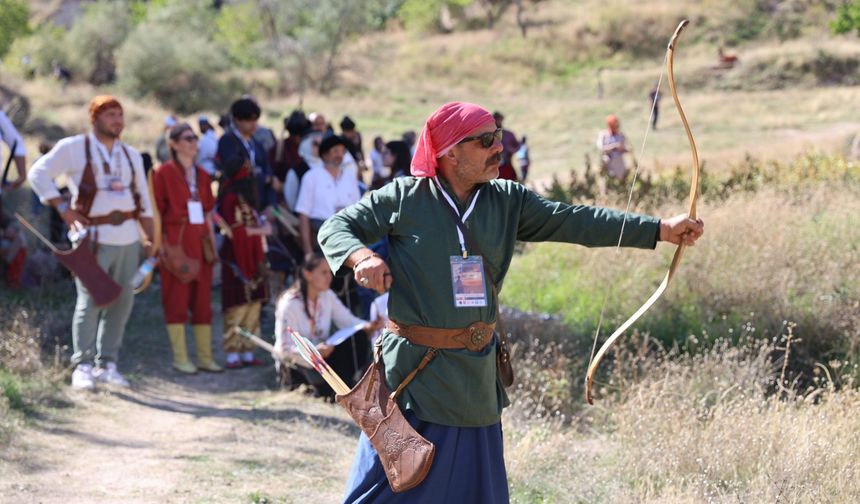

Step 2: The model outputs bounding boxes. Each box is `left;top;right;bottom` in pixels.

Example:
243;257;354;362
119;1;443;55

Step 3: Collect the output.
53;235;121;307
336;361;435;493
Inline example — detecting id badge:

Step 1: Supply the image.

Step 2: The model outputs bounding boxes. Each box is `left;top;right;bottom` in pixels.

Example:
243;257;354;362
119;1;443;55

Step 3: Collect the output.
450;256;488;308
106;176;125;196
187;200;205;224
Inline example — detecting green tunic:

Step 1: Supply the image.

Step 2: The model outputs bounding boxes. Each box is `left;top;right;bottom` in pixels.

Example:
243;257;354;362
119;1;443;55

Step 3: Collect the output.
319;176;660;427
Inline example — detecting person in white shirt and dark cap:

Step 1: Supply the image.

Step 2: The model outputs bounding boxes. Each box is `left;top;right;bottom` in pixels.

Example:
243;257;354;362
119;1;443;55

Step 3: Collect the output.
295;135;361;262
196;115;219;176
28;95;155;390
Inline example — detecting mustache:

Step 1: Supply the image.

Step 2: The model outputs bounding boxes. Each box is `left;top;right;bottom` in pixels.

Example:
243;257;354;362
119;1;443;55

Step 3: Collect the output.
486;153;502;166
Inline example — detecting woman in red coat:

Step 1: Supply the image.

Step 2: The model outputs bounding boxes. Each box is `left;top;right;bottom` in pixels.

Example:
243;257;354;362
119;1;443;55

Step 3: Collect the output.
153;122;222;373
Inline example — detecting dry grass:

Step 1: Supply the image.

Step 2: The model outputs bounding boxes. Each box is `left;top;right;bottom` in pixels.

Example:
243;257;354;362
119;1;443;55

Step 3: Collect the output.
0;303;66;444
504;175;860;363
502;333;860;502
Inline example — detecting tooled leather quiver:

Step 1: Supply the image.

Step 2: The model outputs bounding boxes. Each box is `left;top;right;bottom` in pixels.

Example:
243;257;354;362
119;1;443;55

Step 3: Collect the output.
335;359;435;493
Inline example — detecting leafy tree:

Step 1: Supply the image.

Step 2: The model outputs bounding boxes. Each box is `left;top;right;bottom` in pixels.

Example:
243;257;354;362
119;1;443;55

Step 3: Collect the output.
832;0;860;36
214;1;268;68
0;0;30;59
216;0;391;96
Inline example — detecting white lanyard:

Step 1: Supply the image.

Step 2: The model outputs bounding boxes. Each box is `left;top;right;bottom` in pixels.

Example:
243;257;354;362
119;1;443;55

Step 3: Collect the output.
432;176;480;257
232;126;256;168
93;135;122;177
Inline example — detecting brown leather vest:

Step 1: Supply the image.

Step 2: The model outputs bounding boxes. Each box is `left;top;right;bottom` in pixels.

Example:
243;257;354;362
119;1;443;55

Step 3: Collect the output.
73;135;142;219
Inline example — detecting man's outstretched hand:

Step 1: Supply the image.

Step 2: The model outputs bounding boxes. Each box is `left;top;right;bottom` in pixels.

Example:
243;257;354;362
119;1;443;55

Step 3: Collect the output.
659;214;704;246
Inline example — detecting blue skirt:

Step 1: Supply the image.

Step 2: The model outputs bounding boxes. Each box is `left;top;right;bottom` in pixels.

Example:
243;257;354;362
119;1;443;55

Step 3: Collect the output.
343;411;509;503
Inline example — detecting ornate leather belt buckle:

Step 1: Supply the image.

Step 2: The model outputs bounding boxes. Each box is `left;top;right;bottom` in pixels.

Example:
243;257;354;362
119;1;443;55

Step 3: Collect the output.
465;324;487;352
108;210;125;226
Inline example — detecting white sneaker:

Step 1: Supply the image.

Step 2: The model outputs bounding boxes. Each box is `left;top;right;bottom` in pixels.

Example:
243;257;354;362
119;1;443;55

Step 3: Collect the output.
71;364;95;390
93;362;130;387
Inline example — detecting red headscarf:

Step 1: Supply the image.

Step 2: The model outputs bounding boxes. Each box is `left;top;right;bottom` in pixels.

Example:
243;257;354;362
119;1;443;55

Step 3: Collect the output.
88;95;123;123
410;102;496;177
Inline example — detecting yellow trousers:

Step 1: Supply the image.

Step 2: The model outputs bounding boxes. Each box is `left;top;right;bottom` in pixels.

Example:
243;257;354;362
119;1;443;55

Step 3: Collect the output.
222;301;262;353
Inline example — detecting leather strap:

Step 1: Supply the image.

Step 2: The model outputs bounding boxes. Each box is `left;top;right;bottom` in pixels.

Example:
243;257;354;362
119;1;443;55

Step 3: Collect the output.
434;183;511;359
387;319;496;353
87;210;137;226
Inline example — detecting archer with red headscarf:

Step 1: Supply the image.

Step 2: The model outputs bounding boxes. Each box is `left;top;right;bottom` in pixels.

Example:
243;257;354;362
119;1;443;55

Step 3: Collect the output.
597;114;630;180
317;101;704;502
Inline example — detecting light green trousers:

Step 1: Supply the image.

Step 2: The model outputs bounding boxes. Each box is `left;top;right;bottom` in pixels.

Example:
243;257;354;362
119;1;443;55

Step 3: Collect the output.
71;242;141;367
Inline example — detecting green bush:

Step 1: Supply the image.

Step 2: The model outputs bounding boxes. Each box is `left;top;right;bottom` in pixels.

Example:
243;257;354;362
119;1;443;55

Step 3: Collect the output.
116;22;237;113
592;6;686;59
832;0;860;36
0;0;29;59
65;1;131;84
3;24;67;78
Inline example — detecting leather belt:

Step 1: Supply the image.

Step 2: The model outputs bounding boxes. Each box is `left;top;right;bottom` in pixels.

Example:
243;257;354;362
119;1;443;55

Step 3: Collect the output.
88;210;138;226
386;320;496;352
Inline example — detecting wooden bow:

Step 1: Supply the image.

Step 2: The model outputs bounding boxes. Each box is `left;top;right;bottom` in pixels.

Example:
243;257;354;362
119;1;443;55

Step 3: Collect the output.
585;19;700;404
134;169;162;294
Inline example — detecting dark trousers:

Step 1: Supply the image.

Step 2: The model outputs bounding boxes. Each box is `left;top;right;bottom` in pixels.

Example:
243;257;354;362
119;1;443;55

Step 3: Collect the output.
297;330;371;398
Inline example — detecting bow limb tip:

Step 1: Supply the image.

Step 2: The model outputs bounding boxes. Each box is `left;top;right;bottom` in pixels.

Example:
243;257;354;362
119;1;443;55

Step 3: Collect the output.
668;19;690;50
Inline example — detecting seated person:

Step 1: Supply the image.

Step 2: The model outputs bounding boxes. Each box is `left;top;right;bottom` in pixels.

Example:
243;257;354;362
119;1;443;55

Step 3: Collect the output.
273;253;381;398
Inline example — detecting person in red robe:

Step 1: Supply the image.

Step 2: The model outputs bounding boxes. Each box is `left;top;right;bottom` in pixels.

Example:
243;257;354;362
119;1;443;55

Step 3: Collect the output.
153;123;222;374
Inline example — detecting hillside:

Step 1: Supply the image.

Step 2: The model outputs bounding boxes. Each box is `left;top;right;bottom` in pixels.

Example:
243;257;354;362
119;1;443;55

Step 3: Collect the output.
3;0;860;184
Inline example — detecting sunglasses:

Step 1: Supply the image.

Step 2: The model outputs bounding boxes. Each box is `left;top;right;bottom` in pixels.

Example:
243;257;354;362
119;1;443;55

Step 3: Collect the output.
179;135;199;143
458;128;503;148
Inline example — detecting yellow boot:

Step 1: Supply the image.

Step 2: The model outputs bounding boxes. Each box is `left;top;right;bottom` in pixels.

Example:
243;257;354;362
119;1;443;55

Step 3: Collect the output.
167;324;197;374
193;324;223;373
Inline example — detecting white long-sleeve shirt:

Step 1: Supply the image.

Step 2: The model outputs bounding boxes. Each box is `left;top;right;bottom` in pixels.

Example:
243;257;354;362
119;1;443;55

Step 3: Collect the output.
28;133;153;246
274;289;365;356
0;111;26;158
196;129;218;176
0;111;26;196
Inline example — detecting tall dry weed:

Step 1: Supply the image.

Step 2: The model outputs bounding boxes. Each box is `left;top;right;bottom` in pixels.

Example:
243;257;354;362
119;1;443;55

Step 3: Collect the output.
609;335;860;502
505;330;860;502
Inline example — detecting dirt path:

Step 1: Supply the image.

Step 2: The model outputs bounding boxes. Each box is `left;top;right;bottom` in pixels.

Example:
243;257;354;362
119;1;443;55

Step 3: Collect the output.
0;292;359;503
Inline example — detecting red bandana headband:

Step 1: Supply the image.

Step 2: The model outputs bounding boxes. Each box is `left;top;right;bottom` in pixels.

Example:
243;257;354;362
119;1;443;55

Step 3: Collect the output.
410;102;496;177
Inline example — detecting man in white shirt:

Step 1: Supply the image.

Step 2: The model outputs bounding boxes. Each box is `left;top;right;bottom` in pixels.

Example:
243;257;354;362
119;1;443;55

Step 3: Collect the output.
295;135;360;261
196;115;218;176
28;96;155;390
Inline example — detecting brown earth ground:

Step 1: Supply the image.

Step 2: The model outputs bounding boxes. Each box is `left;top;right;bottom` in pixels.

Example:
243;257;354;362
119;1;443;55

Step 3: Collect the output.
0;289;359;504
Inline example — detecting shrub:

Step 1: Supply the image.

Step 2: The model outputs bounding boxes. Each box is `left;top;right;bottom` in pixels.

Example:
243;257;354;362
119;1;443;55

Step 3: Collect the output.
64;0;131;84
116;22;237;114
592;5;686;59
3;24;68;78
0;301;64;444
0;0;29;59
